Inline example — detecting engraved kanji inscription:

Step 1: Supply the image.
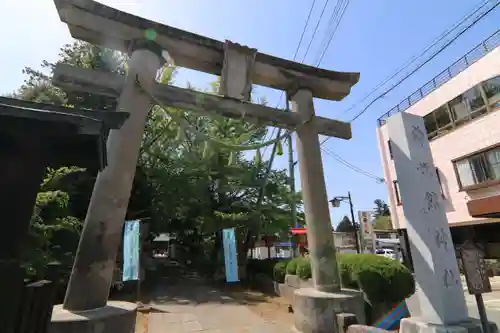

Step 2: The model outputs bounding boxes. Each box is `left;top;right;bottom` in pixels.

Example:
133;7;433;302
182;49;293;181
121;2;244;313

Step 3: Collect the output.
411;125;425;147
443;268;455;288
422;191;439;213
417;162;431;175
434;228;449;251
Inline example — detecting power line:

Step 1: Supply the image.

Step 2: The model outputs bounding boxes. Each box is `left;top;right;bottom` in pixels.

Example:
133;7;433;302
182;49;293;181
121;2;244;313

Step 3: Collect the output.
319;0;500;147
300;0;331;63
321;146;384;182
347;0;500;123
337;0;492;119
315;0;350;66
262;0;318;158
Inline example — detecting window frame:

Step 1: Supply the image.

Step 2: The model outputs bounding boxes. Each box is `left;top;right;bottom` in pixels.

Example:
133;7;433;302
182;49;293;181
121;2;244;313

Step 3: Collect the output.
393;180;402;205
420;76;500;142
388;140;393;160
435;167;445;198
452;144;500;191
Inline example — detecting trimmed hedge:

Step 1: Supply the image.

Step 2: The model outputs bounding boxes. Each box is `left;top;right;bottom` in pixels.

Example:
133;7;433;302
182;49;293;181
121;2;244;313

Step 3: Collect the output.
286;257;306;275
296;258;312;280
247;258;290;281
273;260;290;283
274;253;415;308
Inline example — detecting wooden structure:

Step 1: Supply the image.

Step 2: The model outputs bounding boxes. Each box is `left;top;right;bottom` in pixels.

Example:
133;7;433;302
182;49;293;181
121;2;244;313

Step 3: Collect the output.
51;1;363;331
0;96;128;333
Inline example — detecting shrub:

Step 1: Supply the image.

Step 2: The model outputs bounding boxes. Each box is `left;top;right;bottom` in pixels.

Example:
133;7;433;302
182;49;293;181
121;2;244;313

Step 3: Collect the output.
273;260;290;283
296;257;312;280
339;253;415;307
248;258;287;279
286;257;302;275
290;253;415;308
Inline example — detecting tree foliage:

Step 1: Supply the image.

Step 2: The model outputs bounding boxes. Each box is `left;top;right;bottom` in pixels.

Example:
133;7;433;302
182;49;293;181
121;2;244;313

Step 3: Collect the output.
335;215;354;232
372;199;393;230
12;41;303;279
373;199;390;217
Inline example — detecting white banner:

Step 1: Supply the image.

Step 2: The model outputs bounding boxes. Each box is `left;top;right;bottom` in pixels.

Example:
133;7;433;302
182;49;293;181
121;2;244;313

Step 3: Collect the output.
358;210;374;239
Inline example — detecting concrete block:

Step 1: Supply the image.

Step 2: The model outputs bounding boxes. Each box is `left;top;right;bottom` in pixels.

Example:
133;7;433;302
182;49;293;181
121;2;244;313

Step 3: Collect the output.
400;317;498;333
49;301;137;333
348;325;390;333
337;313;359;333
293;287;365;333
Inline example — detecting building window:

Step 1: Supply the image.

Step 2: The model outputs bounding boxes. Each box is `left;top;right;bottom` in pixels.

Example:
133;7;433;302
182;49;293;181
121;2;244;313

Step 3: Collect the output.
454;146;500;190
393;180;402;205
424;105;453;140
388;140;393;159
449;86;487;126
483;75;500;107
420;77;500;142
436;167;445;198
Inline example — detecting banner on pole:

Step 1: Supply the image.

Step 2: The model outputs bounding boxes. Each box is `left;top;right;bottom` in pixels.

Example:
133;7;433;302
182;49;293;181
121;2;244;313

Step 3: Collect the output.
222;228;239;283
123;220;140;282
358;211;374;239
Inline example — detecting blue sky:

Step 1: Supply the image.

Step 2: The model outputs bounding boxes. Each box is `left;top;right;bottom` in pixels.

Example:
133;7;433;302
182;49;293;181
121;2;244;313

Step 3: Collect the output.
1;0;499;227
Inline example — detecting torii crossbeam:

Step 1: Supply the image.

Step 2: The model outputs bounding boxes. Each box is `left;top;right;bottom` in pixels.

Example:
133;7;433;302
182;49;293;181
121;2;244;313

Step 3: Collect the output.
51;0;364;332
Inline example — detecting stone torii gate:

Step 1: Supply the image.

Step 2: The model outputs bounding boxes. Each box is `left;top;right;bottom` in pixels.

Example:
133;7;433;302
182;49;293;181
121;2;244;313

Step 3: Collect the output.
51;1;364;332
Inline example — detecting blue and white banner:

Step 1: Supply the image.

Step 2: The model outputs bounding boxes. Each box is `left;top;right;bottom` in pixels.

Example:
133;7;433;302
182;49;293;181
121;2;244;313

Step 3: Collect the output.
123;220;140;281
222;228;239;283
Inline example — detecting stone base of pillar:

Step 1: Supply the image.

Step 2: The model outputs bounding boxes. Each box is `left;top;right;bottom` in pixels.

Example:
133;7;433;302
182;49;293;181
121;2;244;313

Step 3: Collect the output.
400;317;498;333
293;287;365;333
49;301;137;333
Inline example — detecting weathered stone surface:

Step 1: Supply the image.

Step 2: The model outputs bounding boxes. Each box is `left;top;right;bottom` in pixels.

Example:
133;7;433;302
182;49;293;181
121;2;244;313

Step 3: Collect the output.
293;287;365;333
285;274;313;289
49;301;137;333
387;112;467;324
337;313;359;333
62;46;162;311
292;88;342;294
347;324;390;333
400;317;498;333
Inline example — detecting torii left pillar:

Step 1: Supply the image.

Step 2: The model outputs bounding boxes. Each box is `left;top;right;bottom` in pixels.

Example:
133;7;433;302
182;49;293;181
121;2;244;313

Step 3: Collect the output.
50;40;163;333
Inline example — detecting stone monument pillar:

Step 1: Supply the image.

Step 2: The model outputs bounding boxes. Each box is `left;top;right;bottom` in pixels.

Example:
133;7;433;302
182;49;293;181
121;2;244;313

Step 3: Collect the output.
50;40;163;333
290;89;365;333
387;112;496;333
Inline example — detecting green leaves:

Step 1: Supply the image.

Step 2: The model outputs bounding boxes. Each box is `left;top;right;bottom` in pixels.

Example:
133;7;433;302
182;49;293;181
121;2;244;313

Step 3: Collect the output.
254;149;262;165
276;140;283;156
228;151;237;166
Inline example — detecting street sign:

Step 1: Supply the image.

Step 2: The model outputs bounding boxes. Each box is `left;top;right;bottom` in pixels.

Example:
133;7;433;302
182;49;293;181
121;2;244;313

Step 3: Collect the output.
358;211;376;252
460;240;491;295
460;240;492;333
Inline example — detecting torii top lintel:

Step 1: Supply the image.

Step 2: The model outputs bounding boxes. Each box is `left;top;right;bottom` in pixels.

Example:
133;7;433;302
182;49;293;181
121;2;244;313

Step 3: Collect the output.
53;0;360;101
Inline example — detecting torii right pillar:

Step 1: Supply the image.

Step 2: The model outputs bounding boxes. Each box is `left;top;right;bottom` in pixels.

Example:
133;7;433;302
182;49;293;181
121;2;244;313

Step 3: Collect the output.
290;88;365;333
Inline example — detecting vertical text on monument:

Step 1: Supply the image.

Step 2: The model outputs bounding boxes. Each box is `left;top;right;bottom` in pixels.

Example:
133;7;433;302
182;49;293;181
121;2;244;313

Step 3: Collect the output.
387;112;468;325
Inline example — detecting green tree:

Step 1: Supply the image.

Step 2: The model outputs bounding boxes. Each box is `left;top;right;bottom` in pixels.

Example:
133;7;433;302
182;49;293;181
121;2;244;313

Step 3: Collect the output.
372;216;393;230
372;199;392;230
12;40;303;280
336;215;354;232
373;199;390;217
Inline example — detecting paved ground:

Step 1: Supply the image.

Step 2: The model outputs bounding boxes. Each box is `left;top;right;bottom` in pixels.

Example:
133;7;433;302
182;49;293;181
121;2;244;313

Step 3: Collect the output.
147;271;294;333
465;288;500;325
145;268;500;332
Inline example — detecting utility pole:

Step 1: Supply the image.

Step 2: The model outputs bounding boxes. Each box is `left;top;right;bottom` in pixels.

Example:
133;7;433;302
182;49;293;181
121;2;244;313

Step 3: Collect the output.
287;131;297;257
347;192;361;254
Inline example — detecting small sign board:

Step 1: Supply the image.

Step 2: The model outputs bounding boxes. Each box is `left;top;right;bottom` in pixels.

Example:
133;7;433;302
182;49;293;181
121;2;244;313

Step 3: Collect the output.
460;240;491;295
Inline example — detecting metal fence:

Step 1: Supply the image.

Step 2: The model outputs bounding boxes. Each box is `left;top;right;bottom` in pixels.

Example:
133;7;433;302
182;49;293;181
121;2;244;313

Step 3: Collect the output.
377;29;500;126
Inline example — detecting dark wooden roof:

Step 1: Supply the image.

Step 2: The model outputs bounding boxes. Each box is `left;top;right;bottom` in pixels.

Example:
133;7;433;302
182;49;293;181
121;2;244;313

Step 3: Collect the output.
0;97;129;170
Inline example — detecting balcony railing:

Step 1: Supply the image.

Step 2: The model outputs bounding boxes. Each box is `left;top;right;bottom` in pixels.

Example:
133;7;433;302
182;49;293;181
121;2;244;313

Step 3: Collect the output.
377;29;500;126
